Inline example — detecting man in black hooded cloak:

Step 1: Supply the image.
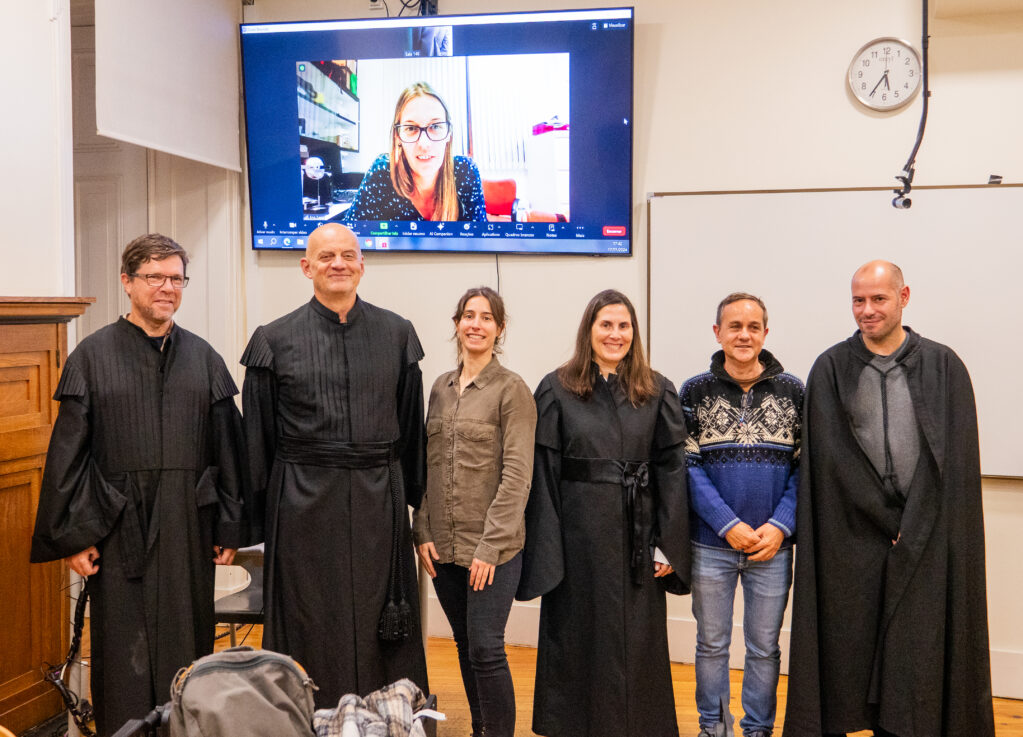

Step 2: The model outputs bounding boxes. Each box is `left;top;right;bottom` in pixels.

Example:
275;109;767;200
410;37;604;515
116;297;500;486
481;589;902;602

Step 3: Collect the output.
783;260;994;737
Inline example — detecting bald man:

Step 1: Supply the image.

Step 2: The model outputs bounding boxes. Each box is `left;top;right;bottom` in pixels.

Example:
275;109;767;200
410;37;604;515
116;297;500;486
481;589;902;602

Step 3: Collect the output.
241;223;428;705
784;261;994;737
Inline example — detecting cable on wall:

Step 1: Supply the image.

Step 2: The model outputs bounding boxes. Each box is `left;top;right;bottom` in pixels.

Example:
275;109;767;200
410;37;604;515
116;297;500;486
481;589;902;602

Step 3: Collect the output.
377;0;438;17
892;0;931;209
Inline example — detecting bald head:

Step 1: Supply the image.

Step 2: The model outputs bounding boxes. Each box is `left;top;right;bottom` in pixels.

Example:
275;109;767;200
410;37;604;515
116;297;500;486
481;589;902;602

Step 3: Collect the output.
301;223;365;311
850;259;910;354
852;260;904;291
306;223;360;260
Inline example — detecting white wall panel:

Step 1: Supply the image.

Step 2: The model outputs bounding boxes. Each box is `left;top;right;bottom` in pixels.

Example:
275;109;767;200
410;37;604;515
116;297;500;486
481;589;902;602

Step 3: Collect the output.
95;0;242;171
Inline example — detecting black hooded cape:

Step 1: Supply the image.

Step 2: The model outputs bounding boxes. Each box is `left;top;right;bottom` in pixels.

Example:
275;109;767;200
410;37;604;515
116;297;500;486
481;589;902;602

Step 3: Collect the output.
783;329;994;737
241;296;428;708
517;370;691;737
30;318;246;736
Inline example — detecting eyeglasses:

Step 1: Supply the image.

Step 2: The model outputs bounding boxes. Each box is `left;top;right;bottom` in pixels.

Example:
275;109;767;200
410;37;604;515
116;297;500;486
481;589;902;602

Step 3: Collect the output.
394;121;451;143
131;273;190;289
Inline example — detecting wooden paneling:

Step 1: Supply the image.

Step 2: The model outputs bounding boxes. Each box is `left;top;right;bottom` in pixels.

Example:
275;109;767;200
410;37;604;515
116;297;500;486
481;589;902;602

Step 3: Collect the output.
0;298;91;734
0;326;59;465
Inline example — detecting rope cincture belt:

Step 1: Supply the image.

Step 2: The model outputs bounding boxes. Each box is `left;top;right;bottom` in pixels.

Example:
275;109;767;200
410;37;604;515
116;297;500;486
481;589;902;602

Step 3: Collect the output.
277;436;413;641
561;456;652;585
865;365;907;510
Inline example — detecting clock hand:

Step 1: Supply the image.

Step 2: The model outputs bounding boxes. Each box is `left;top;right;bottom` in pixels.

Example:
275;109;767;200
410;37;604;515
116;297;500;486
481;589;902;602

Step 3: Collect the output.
869;70;890;97
869;73;885;97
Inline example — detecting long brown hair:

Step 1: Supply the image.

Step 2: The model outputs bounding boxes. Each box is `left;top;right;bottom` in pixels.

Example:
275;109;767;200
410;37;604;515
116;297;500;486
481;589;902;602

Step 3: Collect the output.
389;82;458;221
451;286;506;365
557;289;657;406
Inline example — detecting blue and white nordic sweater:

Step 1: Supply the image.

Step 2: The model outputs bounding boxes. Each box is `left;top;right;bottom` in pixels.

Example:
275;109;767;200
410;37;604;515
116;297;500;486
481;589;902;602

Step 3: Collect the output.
679;349;804;550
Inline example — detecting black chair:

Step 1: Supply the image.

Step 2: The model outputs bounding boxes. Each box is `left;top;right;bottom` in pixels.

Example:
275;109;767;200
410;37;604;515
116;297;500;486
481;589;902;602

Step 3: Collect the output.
214;544;264;646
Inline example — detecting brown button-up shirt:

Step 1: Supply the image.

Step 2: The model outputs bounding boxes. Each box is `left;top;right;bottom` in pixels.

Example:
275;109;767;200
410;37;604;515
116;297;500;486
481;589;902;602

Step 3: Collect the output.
413;357;537;567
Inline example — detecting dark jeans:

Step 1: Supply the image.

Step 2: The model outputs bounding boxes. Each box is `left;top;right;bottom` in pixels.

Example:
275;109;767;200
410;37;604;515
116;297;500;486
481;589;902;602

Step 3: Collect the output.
432;552;522;737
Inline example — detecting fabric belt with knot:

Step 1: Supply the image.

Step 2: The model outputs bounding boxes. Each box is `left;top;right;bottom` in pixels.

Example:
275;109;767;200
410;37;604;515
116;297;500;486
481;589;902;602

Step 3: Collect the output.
276;436;413;641
560;456;652;585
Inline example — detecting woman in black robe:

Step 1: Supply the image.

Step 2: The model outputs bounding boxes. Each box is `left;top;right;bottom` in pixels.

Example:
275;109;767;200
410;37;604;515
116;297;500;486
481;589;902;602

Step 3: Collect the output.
517;289;691;737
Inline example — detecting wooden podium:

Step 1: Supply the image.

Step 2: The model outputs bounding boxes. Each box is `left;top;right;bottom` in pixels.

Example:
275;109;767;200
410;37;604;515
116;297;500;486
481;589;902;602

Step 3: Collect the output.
0;297;93;733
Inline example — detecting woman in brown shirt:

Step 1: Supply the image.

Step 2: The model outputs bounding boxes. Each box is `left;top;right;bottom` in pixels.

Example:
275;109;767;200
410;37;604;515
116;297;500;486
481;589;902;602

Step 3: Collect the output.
413;286;536;737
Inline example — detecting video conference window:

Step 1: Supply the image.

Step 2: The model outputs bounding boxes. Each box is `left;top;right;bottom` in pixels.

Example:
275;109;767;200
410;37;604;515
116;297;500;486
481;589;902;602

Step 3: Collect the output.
242;9;633;255
298;54;570;226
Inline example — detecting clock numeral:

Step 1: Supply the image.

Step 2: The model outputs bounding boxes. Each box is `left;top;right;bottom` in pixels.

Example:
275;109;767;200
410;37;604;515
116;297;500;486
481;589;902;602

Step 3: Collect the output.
905;57;911;65
862;82;867;90
862;59;871;67
908;69;914;77
858;71;863;79
904;82;910;89
882;93;887;101
894;90;900;98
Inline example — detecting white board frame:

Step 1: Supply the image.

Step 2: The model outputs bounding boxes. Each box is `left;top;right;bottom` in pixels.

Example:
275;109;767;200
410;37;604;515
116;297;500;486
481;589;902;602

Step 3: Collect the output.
647;185;1023;478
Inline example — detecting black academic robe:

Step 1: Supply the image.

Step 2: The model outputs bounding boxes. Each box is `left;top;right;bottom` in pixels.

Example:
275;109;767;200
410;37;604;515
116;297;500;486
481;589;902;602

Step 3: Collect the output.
241;296;428;708
517;370;691;737
783;329;995;737
30;318;246;736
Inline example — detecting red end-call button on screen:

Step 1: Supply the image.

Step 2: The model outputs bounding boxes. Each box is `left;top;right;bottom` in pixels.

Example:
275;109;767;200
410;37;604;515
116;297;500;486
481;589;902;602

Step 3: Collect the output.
602;226;627;236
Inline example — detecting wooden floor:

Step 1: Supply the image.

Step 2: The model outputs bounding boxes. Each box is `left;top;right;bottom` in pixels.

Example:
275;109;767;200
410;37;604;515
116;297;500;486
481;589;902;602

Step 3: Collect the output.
215;625;1023;737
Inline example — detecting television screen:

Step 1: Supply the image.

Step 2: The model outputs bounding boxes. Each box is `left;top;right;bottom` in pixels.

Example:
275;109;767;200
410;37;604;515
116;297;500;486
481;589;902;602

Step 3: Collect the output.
240;8;634;255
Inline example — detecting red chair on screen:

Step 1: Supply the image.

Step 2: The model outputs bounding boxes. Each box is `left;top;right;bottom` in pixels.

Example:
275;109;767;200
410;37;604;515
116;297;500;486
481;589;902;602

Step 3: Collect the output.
481;179;567;223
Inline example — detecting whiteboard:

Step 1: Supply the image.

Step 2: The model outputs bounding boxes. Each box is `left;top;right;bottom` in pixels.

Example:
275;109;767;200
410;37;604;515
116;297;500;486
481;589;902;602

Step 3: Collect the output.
648;186;1023;478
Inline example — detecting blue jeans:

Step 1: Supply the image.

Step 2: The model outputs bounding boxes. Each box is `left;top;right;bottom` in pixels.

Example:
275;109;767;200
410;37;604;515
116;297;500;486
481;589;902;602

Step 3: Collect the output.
691;544;793;736
431;553;521;737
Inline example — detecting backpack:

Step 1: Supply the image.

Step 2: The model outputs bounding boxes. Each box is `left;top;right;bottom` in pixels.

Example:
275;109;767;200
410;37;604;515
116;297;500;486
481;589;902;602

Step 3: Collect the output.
168;646;317;737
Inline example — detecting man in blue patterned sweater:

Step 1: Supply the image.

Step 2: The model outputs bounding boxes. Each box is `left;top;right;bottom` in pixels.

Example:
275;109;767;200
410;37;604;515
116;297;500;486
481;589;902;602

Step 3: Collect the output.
679;292;804;737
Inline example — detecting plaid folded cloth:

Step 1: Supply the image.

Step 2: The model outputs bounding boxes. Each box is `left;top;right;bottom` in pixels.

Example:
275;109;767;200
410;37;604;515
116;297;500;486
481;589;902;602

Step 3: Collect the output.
313;679;427;737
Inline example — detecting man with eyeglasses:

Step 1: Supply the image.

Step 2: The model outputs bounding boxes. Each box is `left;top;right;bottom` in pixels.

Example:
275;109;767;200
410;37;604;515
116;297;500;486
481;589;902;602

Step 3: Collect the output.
241;222;429;707
31;233;248;735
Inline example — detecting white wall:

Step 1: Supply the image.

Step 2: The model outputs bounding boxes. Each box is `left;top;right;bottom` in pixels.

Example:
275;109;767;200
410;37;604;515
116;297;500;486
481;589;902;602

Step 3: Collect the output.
0;1;75;297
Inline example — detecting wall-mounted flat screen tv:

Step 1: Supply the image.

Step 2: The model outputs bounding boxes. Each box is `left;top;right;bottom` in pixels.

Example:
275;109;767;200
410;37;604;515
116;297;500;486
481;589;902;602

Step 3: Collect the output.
240;8;634;255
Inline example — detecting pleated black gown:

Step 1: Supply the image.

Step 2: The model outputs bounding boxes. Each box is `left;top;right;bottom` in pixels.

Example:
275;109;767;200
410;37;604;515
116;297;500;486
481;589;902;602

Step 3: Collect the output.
30;318;246;736
241;296;428;708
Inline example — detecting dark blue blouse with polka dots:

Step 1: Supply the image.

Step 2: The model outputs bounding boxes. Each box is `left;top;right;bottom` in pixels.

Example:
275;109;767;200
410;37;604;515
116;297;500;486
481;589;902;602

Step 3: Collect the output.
341;154;487;222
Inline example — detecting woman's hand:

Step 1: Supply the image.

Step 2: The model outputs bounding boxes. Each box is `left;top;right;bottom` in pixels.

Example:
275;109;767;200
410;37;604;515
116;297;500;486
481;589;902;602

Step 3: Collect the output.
468;558;496;591
653;561;674;578
417;542;439;578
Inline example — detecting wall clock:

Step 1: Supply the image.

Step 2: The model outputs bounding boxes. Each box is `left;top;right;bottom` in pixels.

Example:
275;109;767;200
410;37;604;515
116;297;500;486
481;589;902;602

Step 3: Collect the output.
848;37;922;111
